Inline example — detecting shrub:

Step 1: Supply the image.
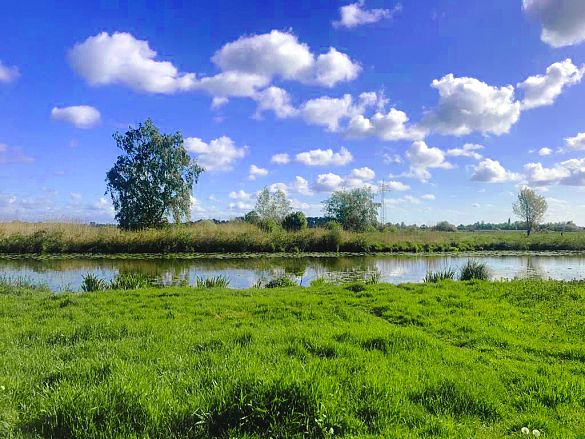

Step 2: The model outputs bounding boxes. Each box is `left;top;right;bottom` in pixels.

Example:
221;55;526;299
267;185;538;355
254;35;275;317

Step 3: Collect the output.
265;276;298;288
282;211;307;232
310;278;327;287
110;273;153;290
259;219;277;233
81;274;108;292
195;275;231;288
324;221;343;252
244;211;260;225
459;260;492;281
423;268;456;283
432;221;458;232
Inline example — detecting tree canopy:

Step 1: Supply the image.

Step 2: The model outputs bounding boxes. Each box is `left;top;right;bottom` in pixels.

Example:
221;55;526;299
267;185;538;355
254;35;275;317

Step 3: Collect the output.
254;188;291;223
512;188;548;236
322;187;380;231
106;119;204;230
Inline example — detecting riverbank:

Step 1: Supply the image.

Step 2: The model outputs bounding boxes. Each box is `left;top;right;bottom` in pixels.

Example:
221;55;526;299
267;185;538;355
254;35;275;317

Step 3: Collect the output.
1;280;583;437
2;221;585;254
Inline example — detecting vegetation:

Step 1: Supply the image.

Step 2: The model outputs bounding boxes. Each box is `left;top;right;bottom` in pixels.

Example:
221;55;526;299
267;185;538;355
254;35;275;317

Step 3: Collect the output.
4;221;585;254
1;279;584;437
322;188;380;232
423;268;456;283
263;276;298;288
513;188;548;236
106;120;204;230
432;221;457;232
282;211;308;232
195;275;231;288
254;187;291;224
459;260;493;281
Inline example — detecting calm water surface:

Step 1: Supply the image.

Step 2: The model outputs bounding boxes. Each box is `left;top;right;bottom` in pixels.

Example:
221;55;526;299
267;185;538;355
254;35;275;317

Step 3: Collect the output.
1;252;585;291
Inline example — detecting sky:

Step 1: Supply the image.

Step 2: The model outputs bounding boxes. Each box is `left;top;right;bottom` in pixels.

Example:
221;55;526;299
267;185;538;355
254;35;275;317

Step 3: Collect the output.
1;0;585;226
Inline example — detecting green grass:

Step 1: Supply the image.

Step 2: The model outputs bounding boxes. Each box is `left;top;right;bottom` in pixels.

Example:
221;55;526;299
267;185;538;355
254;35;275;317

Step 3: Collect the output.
1;279;584;437
2;221;585;255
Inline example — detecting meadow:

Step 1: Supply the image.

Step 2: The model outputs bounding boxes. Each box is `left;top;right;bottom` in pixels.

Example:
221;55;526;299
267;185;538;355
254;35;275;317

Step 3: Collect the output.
1;279;584;438
1;221;585;254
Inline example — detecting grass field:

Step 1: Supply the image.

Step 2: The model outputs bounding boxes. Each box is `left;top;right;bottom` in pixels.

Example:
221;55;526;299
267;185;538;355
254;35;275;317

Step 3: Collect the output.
1;279;584;438
2;221;585;254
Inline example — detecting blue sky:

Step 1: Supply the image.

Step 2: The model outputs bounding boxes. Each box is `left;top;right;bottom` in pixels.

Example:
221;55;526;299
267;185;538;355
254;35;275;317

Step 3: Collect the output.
1;0;585;225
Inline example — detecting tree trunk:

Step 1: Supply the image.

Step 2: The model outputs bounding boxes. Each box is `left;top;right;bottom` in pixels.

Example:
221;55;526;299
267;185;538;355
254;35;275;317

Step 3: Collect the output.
527;228;531;236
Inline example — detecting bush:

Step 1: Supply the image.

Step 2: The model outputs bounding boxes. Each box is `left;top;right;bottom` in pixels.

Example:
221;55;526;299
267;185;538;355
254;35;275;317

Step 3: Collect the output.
282;211;307;232
110;273;153;290
324;221;343;252
81;274;108;292
244;211;260;225
423;268;456;283
265;276;298;288
258;219;277;233
459;260;492;281
432;221;458;232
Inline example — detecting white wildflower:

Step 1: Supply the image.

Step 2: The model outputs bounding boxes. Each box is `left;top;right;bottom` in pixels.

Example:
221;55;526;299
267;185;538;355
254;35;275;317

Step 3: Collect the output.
533;430;541;437
521;427;530;434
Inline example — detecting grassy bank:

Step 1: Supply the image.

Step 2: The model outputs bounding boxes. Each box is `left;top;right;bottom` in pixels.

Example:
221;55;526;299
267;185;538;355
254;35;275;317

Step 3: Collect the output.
1;280;584;438
2;221;585;255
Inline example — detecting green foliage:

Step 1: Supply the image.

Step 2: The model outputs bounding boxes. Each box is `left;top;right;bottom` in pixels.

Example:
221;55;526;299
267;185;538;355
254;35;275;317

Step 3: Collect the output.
264;276;298;288
195;275;231;288
282;211;308;232
432;221;457;232
513;188;548;236
423;268;456;283
310;277;327;287
105;119;204;230
254;188;291;223
459;260;492;281
80;274;108;292
322;188;381;232
110;273;153;290
1;280;585;437
258;219;277;233
244;210;260;224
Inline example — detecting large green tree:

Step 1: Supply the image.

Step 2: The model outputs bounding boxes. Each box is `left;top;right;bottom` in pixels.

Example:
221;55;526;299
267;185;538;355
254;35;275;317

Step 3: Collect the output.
254;188;291;223
323;187;380;231
106;120;204;230
513;188;548;236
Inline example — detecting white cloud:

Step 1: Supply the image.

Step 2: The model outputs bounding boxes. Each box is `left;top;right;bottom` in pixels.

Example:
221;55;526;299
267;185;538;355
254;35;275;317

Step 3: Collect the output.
0;144;34;165
539;147;552;156
301;92;379;132
229;190;254;201
518;59;585;109
406;141;454;169
229;201;254;211
383;153;402;164
269;176;314;196
248;164;268;181
471;159;521;183
0;60;20;83
346;108;423;141
51;106;101;129
68;32;197;93
184;136;247;172
211;30;360;87
295;147;353;166
349;167;375;180
386;195;420;205
390;167;432;183
446;143;484;160
195;72;270;99
271;153;290;164
472;203;481;208
311;170;378;193
253;86;298;119
382;180;410;192
565;133;585;151
418;74;521;136
421;194;435;200
525;159;585;186
333;0;402;28
523;0;585;48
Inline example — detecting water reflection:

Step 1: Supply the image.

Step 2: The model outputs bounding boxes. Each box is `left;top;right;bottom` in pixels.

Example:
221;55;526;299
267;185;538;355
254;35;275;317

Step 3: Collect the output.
1;254;584;292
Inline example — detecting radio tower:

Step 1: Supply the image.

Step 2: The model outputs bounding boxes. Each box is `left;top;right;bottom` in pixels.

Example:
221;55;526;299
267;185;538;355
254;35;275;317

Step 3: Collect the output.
380;179;386;226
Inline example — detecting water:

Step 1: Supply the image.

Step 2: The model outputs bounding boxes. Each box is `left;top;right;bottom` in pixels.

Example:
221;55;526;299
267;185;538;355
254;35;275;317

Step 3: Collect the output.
1;252;585;291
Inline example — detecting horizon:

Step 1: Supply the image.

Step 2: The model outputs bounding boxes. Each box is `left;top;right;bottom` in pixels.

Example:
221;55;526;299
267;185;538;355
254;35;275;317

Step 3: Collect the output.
1;0;585;226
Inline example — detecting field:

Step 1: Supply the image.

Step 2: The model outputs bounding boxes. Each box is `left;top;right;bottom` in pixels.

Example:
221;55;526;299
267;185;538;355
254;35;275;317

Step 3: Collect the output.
2;221;585;254
1;279;584;438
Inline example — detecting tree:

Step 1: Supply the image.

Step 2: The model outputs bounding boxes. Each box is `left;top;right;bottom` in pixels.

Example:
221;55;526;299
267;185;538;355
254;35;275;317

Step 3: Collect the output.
322;187;380;232
106;120;204;230
244;210;260;224
254;188;291;223
282;211;307;232
512;188;548;236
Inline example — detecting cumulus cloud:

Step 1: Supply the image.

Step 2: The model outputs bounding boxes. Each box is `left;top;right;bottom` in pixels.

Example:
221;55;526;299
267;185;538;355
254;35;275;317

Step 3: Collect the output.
383;153;402;164
333;0;402;28
406;141;454;169
295;147;353;166
381;180;410;192
268;176;313;196
195;72;270;99
471;159;521;183
390;167;432;183
211;30;360;87
565;132;585;151
525;159;585;186
311;168;380;193
446;143;484;160
539;147;552;156
518;59;585;109
229;190;254;200
349;167;375;180
523;0;585;48
345;108;423;141
68;32;197;93
253;86;298;119
417;74;521;136
229;201;254;211
386;195;420;205
248;164;268;181
421;194;435;200
51;106;101;129
271;153;290;164
0;60;20;83
184;136;247;172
